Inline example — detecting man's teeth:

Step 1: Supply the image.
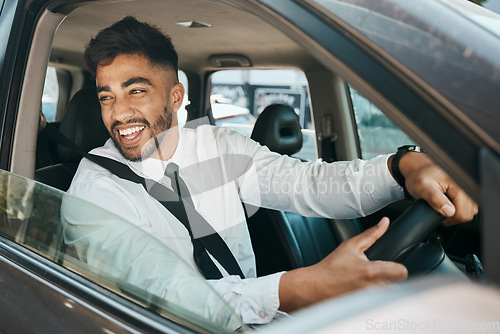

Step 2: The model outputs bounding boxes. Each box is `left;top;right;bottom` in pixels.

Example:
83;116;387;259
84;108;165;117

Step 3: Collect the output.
119;126;145;136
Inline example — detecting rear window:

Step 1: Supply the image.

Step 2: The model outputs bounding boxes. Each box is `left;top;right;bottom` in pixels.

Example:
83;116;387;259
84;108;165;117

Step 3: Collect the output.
42;67;59;122
210;69;317;161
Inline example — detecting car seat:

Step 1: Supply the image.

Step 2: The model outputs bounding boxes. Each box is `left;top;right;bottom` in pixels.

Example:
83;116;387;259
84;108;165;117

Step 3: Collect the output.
35;87;109;191
247;104;363;276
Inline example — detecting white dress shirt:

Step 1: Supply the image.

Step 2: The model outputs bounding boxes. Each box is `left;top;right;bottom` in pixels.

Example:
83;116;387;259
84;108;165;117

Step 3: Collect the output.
65;124;403;325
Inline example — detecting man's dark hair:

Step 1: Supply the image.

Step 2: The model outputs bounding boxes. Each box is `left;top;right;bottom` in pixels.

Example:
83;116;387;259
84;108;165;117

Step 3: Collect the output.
84;16;178;79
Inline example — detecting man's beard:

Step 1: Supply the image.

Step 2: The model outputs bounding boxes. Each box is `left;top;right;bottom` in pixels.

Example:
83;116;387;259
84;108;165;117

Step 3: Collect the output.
111;106;173;162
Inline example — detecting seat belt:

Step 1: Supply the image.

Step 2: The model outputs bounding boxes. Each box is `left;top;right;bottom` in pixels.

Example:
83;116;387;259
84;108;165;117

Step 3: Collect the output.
40;123;245;279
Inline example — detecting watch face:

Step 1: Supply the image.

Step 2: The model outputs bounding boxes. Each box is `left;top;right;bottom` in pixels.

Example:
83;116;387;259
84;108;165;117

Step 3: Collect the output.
398;145;423;153
410;146;424;153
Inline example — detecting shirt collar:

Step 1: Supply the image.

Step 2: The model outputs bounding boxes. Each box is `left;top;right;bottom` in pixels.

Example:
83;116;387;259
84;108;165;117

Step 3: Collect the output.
91;125;195;182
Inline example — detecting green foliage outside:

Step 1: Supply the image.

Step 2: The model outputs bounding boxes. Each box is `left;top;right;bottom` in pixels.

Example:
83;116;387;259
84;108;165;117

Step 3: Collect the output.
0;170;63;254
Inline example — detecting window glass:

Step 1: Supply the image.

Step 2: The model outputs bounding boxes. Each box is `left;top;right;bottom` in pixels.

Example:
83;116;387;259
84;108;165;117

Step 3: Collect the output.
177;70;189;127
313;0;500;144
211;69;317;161
42;66;59;122
350;86;414;159
0;170;243;332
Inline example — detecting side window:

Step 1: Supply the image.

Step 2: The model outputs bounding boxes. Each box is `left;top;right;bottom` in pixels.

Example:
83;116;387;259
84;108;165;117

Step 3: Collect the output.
42;66;59;122
0;170;243;332
349;86;415;159
210;69;317;161
177;70;189;127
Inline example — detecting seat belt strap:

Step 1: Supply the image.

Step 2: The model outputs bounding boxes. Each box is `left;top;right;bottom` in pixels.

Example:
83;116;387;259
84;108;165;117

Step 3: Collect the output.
91;154;245;279
40;123;245;279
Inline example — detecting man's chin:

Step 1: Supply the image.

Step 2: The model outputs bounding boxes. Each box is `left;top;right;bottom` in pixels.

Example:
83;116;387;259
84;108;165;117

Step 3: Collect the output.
112;128;169;162
112;137;145;162
120;141;159;162
119;147;144;162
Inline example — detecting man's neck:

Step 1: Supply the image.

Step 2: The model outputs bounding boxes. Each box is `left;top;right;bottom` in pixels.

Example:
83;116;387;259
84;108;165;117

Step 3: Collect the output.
149;125;180;161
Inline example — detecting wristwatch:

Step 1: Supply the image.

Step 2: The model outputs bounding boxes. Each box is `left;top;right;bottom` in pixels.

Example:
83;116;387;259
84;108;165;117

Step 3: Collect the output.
391;145;424;200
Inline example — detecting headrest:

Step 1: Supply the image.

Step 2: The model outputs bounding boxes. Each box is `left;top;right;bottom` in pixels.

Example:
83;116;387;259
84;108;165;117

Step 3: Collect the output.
58;87;110;162
251;104;302;156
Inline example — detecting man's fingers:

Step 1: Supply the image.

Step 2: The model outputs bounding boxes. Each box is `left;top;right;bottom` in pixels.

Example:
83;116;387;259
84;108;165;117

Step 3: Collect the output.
442;190;478;226
404;162;478;225
416;179;477;225
347;217;390;252
418;183;456;218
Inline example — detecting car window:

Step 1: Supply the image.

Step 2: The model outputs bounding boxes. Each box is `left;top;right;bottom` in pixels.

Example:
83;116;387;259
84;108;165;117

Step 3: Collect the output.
349;85;415;159
0;170;244;332
178;70;189;127
312;0;500;144
42;66;59;122
210;69;317;161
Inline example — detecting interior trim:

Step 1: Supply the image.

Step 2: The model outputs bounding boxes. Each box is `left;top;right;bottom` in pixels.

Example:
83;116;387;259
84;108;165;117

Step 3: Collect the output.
12;9;65;178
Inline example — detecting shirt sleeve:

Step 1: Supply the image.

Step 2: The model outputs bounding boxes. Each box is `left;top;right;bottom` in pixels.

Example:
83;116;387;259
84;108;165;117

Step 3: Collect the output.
208;271;285;324
218;127;404;218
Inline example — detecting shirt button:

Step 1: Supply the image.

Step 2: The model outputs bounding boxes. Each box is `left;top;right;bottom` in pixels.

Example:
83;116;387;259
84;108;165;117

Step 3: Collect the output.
259;311;267;318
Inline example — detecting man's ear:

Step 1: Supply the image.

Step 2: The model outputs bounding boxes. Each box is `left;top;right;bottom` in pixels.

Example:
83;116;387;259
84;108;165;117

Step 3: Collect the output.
171;82;185;112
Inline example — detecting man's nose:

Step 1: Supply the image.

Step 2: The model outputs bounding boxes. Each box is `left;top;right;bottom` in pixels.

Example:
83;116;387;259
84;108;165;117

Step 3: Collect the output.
112;97;135;122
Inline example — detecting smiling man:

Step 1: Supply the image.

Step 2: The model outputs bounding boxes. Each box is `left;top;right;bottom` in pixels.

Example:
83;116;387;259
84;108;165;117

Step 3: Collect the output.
94;53;181;162
66;16;477;325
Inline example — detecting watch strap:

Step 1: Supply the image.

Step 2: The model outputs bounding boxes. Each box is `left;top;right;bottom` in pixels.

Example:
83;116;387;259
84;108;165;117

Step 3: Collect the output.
391;145;424;200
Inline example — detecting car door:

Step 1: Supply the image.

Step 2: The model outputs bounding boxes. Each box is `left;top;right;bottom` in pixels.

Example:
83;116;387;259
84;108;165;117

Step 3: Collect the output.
0;165;244;333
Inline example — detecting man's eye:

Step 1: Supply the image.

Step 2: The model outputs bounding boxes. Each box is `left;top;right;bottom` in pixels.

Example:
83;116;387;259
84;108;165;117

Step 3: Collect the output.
131;89;145;95
99;96;111;102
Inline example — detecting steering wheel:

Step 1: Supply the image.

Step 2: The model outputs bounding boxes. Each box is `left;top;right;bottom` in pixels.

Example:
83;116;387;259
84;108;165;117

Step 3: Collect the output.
365;199;444;263
365;199;472;278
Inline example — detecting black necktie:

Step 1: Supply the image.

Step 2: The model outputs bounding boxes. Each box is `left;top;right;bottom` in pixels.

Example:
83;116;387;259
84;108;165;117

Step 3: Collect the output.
163;163;224;279
86;154;244;279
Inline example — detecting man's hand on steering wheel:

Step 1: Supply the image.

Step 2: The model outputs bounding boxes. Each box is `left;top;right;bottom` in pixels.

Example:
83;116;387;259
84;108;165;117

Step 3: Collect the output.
393;151;478;226
278;152;477;314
